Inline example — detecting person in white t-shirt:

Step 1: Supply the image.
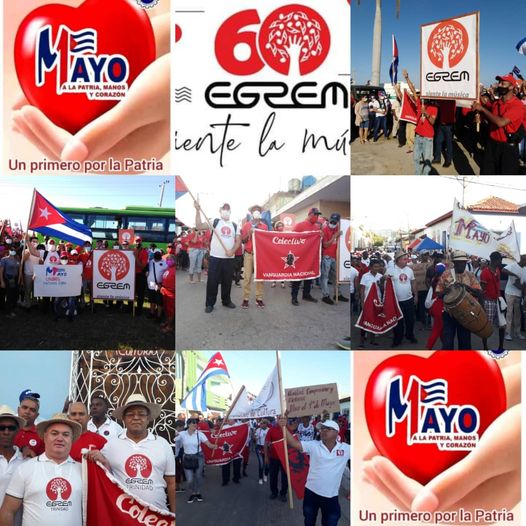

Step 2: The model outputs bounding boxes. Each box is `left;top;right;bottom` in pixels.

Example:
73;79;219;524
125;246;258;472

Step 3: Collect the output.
386;250;418;347
502;254;526;341
1;413;83;526
87;395;176;513
87;396;123;439
279;416;349;526
297;416;315;442
0;406;26;526
146;249;167;320
195;202;241;314
359;259;385;348
253;420;270;485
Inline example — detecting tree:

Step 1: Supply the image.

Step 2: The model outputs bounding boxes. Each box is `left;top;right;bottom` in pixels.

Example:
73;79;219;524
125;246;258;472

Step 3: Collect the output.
99;251;129;281
128;455;149;478
50;478;69;500
428;22;467;69
357;0;401;85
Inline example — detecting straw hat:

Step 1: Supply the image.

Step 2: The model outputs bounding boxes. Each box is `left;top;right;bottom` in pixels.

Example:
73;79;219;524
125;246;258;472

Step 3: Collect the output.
112;394;161;422
452;250;469;262
0;405;25;429
394;249;408;261
36;413;82;442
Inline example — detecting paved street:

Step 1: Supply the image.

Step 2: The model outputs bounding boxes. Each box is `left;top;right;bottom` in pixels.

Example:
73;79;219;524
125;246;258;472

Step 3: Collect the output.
351;311;526;350
176;449;350;526
176;271;351;350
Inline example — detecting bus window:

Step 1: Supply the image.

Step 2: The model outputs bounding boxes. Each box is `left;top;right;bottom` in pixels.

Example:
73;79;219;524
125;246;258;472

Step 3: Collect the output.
85;214;120;230
168;219;175;233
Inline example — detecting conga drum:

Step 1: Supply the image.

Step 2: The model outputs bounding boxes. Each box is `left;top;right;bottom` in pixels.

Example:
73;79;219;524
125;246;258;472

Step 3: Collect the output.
443;283;493;339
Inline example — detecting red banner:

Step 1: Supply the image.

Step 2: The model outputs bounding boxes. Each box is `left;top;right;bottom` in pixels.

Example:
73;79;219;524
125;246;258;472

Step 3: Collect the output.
274;438;310;500
355;278;403;334
86;461;175;526
201;423;249;466
399;90;418;124
253;230;321;281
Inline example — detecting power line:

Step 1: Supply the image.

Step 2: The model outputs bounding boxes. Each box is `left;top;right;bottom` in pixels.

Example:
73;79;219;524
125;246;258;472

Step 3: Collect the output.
441;176;526;194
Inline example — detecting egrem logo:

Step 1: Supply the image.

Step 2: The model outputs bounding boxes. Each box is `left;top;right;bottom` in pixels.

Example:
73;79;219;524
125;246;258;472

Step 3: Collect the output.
98;250;130;281
125;454;153;478
427;20;468;69
216;4;330;76
46;477;72;501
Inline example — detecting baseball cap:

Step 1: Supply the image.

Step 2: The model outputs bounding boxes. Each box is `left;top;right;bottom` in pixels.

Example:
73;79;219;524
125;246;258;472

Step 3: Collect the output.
134;236;142;243
19;389;40;404
308;207;322;215
220;203;231;210
60;251;69;258
329;213;341;222
496;74;518;86
320;420;340;432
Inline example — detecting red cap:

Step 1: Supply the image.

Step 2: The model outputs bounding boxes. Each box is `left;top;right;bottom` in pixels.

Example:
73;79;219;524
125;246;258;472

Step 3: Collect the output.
60;251;69;258
134;236;142;243
496;74;518;86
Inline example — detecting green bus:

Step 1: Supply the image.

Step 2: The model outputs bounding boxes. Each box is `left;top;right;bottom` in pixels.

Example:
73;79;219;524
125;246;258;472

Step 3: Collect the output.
60;206;176;247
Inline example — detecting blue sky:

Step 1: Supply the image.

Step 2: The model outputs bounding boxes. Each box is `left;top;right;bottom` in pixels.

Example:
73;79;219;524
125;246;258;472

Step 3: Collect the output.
0;176;175;226
352;0;526;86
202;351;350;397
0;352;72;420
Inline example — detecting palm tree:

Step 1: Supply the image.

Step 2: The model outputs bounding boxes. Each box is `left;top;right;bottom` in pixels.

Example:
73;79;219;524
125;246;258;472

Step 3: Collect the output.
356;0;401;85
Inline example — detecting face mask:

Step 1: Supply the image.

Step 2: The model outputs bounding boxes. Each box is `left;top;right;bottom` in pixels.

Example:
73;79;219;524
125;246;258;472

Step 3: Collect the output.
49;245;56;252
9;250;16;256
60;259;68;265
252;211;261;220
39;249;45;258
85;246;91;252
221;210;231;221
329;222;338;229
166;259;176;268
496;86;510;97
6;240;12;245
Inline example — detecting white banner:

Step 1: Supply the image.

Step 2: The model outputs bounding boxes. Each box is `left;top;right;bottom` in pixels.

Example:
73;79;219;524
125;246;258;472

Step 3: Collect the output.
173;0;350;177
421;12;479;100
339;219;351;282
34;264;82;297
449;200;520;261
92;250;135;301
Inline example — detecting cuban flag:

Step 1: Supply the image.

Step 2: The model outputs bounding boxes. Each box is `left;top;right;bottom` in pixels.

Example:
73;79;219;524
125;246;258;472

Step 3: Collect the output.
512;65;524;80
181;352;230;412
516;37;526;55
389;34;399;85
28;189;92;245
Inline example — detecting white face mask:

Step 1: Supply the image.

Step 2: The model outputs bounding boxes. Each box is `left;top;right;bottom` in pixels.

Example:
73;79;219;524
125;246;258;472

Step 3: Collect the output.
60;259;68;265
252;211;261;220
329;222;338;229
85;246;91;252
9;250;16;256
6;240;12;245
221;210;231;220
39;249;45;258
49;244;56;252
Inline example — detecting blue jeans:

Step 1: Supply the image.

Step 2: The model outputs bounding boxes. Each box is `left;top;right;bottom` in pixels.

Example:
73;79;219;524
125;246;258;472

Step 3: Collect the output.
183;453;205;494
321;256;342;298
255;445;269;479
373;115;387;140
303;487;341;526
188;248;204;275
413;135;434;175
433;124;453;163
519;138;525;162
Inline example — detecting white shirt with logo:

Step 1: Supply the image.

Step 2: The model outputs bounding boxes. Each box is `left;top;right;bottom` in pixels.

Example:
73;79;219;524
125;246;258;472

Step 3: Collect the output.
6;454;82;526
300;440;350;498
387;265;415;301
297;423;315;441
87;417;123;439
360;272;382;299
0;446;25;505
254;428;268;446
101;432;175;511
209;220;236;259
43;251;60;266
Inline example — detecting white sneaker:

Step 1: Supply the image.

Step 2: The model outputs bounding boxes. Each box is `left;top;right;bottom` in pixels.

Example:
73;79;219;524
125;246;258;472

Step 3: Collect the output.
263;475;268;482
504;334;513;341
517;334;526;340
259;479;263;485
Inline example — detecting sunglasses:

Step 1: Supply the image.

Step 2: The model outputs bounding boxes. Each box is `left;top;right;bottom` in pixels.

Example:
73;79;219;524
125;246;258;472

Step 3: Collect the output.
0;425;18;432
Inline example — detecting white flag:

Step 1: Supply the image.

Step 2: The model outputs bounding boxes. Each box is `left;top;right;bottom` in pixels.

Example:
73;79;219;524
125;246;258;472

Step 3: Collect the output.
230;366;282;419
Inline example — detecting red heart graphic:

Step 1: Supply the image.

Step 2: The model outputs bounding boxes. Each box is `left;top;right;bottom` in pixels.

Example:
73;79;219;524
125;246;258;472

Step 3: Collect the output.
365;351;506;484
14;0;155;133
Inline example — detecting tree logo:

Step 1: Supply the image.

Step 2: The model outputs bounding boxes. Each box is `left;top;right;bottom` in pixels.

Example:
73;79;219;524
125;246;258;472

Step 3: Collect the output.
125;454;153;478
221;226;232;236
46;477;72;501
259;5;330;76
427;20;468;69
98;250;130;281
215;4;330;76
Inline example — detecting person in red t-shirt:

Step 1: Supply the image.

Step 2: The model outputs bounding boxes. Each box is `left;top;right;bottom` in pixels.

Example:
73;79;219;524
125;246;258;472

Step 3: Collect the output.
133;236;149;315
320;213;348;305
160;255;176;333
68;401;107;462
403;69;438;175
472;74;524;175
78;241;93;306
480;251;505;352
187;229;206;283
241;205;268;309
14;391;44;457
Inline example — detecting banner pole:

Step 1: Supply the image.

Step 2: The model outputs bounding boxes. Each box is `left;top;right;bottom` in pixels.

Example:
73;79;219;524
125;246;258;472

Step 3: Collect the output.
211;384;245;458
276;350;293;510
25;188;37;246
335;235;340;305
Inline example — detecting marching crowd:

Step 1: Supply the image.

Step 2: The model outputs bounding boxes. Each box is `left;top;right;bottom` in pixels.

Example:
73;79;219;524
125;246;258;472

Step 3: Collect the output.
175;410;350;526
0;223;176;334
353;69;526;175
174;203;349;316
351;247;526;350
0;389;175;526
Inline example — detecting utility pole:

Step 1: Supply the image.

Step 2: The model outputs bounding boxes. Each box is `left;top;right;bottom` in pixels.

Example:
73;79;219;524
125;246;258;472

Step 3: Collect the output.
158;179;170;207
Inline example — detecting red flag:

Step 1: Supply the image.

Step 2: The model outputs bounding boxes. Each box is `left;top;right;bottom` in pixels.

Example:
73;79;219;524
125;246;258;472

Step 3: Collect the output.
355;278;403;334
86;461;175;526
253;230;321;281
201;423;249;466
400;91;418;124
274;437;310;500
175;176;188;199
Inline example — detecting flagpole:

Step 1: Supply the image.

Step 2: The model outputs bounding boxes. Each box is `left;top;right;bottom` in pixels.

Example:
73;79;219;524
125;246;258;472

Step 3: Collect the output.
25;188;37;245
183;181;230;254
211;385;245;458
276;350;293;510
